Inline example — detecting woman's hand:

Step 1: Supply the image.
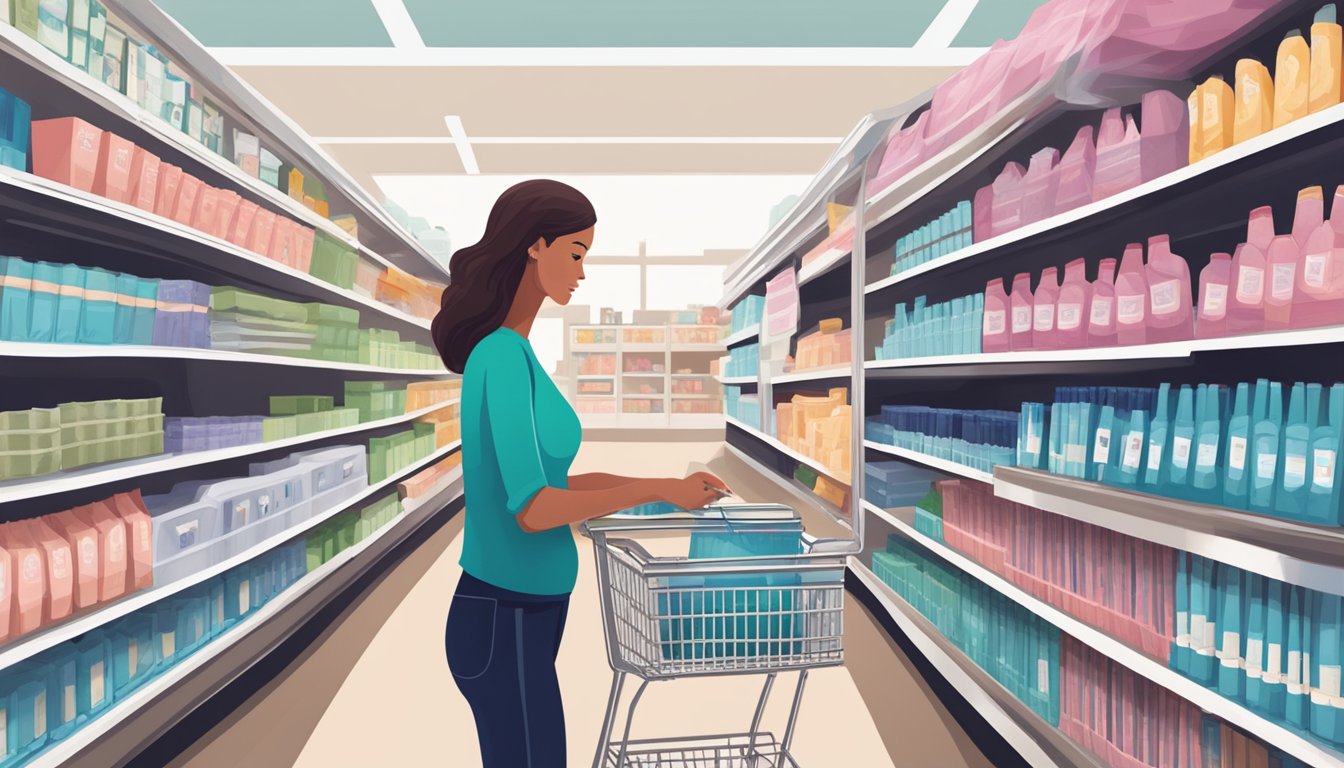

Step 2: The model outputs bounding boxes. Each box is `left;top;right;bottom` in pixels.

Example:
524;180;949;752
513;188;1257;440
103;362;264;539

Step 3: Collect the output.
655;472;732;511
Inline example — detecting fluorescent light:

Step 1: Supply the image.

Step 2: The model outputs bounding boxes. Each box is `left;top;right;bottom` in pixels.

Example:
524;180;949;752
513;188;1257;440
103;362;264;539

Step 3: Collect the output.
313;136;844;145
369;0;426;49
211;47;987;68
443;116;480;175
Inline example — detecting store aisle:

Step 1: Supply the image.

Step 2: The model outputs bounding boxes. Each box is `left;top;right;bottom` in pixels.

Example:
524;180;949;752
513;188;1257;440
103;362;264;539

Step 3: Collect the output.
171;441;988;768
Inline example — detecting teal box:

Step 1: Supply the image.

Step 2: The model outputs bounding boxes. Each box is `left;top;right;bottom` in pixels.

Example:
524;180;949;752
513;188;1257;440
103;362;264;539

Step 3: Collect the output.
27;261;60;343
13;667;48;759
75;632;112;719
0;674;16;766
80;266;116;344
46;647;79;741
112;272;136;344
109;615;157;697
55;262;85;344
132;277;158;345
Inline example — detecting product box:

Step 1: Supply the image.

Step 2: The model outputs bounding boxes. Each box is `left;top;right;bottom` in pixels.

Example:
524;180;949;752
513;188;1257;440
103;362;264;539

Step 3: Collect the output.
232;129;259;177
91;130;133;203
46;508;100;610
30;116;102;192
78;266;116;344
72;500;128;602
36;0;69;59
26;518;73;623
0;86;31;172
2;522;45;635
100;22;126;92
110;490;153;591
126;145;160;213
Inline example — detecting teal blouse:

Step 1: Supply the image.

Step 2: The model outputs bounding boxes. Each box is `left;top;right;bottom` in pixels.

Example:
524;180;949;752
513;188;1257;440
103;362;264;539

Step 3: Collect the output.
458;327;582;596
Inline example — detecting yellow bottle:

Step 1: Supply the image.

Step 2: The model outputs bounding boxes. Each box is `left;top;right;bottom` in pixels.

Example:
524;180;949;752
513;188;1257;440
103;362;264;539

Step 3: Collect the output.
1275;30;1311;127
1188;84;1204;163
1311;5;1343;113
826;203;852;235
1200;76;1235;159
1234;59;1275;144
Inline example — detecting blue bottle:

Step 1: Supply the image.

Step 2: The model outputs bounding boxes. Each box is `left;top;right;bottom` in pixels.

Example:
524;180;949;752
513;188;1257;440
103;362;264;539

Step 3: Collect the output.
1115;406;1149;487
1190;556;1216;684
1174;551;1191;674
1224;382;1253;509
1251;381;1285;516
1217;565;1245;699
1092;399;1116;483
1277;383;1314;521
1264;579;1289;718
1312;591;1344;743
1288;586;1311;729
1166;386;1197;498
1308;384;1344;526
1143;383;1172;491
1245;574;1268;710
1192;385;1226;505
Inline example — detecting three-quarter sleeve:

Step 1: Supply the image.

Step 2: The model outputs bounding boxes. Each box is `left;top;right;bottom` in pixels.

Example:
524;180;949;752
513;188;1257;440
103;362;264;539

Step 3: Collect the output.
484;341;549;514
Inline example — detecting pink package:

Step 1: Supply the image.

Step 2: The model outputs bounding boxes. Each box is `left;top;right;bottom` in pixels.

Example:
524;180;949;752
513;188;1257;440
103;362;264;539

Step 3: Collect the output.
1197;253;1234;339
214;190;242;241
247;209;278;255
0;523;45;635
229;200;261;248
1139;90;1190;183
1033;266;1062;350
1093;109;1143;202
1057;258;1091;349
110;491;153;592
1296;186;1344;329
1019;147;1061;227
127;147;160;214
293;226;315;273
192;185;221;236
1009;272;1035;350
982;277;1011;353
1264;234;1300;330
1145;235;1193;344
30;117;104;193
73;501;129;603
173;174;203;226
269;217;295;267
92;132;134;204
1053;125;1097;215
990;162;1027;238
1088;257;1120;347
0;542;10;644
973;185;995;243
872;112;929;194
154;163;183;219
46;509;100;610
25;520;73;624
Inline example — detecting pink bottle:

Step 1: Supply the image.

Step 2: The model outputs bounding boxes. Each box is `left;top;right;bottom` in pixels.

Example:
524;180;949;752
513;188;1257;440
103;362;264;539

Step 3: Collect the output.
1033;266;1061;349
973;185;995;242
1196;252;1233;338
1145;235;1194;343
30;117;103;193
1115;243;1149;346
154;163;183;219
1248;204;1277;253
92;132;134;204
1019;147;1061;226
1139;90;1190;183
1053;125;1097;215
1296;186;1344;329
127;147;160;214
26;520;72;624
1228;241;1267;336
982;277;1011;353
1093;109;1143;202
47;509;100;610
1;523;45;635
1265;235;1301;330
1088;258;1119;347
1010;272;1035;350
1056;258;1090;349
991;162;1027;237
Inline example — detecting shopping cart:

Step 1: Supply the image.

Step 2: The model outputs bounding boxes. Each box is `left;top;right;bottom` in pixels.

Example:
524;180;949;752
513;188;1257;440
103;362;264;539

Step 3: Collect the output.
582;504;848;768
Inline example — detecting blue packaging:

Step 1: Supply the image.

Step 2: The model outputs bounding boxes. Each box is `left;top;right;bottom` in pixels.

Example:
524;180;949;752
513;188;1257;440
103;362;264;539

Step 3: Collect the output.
75;632;112;720
113;272;137;344
54;262;84;344
26;261;60;343
79;267;116;345
0;257;34;343
46;647;79;741
109;615;158;698
0;87;31;172
12;664;48;760
132;277;158;345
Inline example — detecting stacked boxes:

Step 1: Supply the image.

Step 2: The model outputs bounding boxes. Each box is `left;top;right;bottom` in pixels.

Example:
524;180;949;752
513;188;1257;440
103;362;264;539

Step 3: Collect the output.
730;295;765;334
367;427;436;485
164;416;264;453
305;303;359;363
416;402;461;448
864;461;940;511
152;280;211;349
264;395;359;440
343;380;407;422
376;266;443;319
0;407;60;479
309;231;357;290
358;328;439;370
209;287;316;356
890;200;974;277
406;379;461;410
58;398;164;470
0;256;161;346
792;320;852;371
775;387;851;477
396;453;463;500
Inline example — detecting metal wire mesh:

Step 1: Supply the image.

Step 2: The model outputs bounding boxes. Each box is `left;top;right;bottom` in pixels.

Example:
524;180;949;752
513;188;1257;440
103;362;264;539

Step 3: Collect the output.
602;734;801;768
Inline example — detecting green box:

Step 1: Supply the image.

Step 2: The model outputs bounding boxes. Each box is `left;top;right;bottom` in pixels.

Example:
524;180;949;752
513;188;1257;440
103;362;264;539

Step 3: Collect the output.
295;411;328;435
310;232;357;290
1;427;60;452
262;416;298;442
0;408;59;431
211;287;308;323
307;302;359;327
306;529;326;571
269;395;334;416
0;447;60;480
794;465;819;489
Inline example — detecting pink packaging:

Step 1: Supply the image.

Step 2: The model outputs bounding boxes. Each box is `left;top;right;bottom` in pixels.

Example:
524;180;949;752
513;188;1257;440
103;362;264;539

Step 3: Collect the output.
154;163;183;219
248;209;278;255
214;190;242;241
1056;258;1091;349
92;132;134;204
46;509;100;610
1115;243;1149;346
269;217;295;267
1009;272;1035;350
973;185;995;243
1093;109;1143;202
1145;235;1193;344
30;117;103;193
127;147;160;214
110;491;153;592
294;226;315;273
1265;234;1300;330
192;185;221;236
1053;125;1097;215
229;200;261;248
0;543;10;644
1248;204;1277;253
25;520;73;624
1033;266;1061;349
1;523;45;635
1139;90;1190;183
982;277;1011;353
1019;147;1061;226
173;174;203;226
1196;252;1233;338
73;501;128;603
1295;186;1344;329
1088;257;1119;347
991;162;1027;238
872;112;929;194
1228;242;1267;336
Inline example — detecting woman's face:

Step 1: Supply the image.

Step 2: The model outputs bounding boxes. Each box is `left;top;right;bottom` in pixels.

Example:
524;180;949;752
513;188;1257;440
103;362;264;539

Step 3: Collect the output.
528;226;593;306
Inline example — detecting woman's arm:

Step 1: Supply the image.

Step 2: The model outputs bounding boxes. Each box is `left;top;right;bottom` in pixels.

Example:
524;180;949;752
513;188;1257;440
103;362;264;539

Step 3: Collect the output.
567;472;662;491
517;475;728;533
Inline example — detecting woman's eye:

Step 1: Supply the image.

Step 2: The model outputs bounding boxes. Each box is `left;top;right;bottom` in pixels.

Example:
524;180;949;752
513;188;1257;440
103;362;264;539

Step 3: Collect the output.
572;254;583;261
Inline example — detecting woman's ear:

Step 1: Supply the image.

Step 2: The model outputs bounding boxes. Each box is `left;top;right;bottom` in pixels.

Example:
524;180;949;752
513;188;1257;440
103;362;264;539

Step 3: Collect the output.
527;237;546;261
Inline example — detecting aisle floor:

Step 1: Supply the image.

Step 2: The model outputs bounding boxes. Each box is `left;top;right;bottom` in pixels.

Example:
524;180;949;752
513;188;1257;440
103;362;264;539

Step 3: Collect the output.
171;441;993;768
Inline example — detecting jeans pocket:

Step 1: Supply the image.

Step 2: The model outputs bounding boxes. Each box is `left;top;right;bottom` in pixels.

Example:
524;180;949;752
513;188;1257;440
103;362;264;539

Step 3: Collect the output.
446;594;497;680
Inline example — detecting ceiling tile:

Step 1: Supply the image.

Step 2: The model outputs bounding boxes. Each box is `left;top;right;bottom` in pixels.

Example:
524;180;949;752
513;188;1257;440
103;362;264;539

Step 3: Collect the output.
469;143;835;174
155;0;392;47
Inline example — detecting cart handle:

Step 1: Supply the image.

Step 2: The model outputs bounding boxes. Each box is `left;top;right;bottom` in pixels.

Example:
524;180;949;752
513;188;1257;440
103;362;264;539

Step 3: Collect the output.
597;535;848;577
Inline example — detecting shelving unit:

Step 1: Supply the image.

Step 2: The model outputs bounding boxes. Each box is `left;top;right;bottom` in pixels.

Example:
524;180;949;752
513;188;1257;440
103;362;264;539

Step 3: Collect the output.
0;342;445;376
570;324;725;429
863;441;994;484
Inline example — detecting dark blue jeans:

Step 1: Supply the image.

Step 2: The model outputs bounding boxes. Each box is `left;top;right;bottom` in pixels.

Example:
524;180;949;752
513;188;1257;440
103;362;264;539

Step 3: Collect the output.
446;571;571;768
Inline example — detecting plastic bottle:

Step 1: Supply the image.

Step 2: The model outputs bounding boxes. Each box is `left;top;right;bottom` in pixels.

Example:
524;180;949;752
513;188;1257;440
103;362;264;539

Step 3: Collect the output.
1197;253;1234;338
1188;84;1204;163
1019;147;1060;226
1115;243;1149;346
1143;382;1173;490
1145;234;1194;343
1200;76;1236;159
1087;257;1119;347
1224;381;1253;509
1229;209;1274;336
1276;382;1314;520
1168;385;1197;498
1056;258;1090;349
991;162;1027;237
1009;272;1034;351
1250;380;1284;515
1235;59;1276;145
1311;5;1343;114
1193;385;1226;504
1053;125;1097;215
1033;266;1061;350
973;185;994;242
1307;383;1344;526
1140;89;1190;183
982;277;1010;353
1265;235;1302;330
1275;30;1312;128
1093;109;1143;202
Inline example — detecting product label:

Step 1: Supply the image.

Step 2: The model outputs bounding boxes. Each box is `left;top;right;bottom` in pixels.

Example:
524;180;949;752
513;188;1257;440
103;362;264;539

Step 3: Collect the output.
1147;443;1163;472
1123;432;1144;470
1271;262;1297;300
63;682;75;723
1289;650;1304;689
1197;438;1219;469
1230;436;1248;471
1057;303;1082;330
1246;638;1265;676
128;639;139;675
0;706;7;753
1286;453;1307;489
1176;611;1191;646
240;580;251;615
984;310;1006;335
1033;304;1055;332
1117;294;1145;324
1012;306;1031;334
1305;251;1330;289
1323;665;1343;698
1241;76;1260;103
1266;643;1283;683
90;661;105;707
1190;615;1208;650
1090;296;1113;326
80;538;95;565
1093;428;1112;462
1150;279;1181;315
1258;451;1278;480
1027;432;1041;456
1204;620;1217;649
51;547;69;579
162;630;176;659
1203;283;1229;318
1315;448;1337;489
33;692;44;738
1221;631;1241;661
1173;436;1192;468
1237;266;1265;303
22;554;38;583
110;524;124;560
1066;444;1086;463
1037;659;1050;695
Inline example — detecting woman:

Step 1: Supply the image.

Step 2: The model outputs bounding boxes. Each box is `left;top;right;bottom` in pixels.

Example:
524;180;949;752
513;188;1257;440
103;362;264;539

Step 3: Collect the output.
432;179;729;768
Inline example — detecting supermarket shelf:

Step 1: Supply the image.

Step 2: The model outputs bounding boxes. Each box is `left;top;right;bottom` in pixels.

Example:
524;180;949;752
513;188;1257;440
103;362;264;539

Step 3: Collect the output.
849;558;1078;768
0;341;449;377
41;469;465;768
0;441;462;673
0;400;459;505
575;394;616;400
0;167;432;334
576;374;616;380
863;441;993;484
770;366;853;385
725;415;850;487
860;501;1344;768
622;372;667;378
671;394;718;400
723;325;761;347
624;343;667;353
672;343;727;353
723;442;849;529
797;244;851;287
716;374;758;386
573;344;620;353
673;372;715;378
993;466;1344;598
864;99;1344;297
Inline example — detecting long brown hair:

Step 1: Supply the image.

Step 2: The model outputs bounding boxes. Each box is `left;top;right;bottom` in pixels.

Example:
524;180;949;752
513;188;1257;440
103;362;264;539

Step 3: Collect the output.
431;180;596;373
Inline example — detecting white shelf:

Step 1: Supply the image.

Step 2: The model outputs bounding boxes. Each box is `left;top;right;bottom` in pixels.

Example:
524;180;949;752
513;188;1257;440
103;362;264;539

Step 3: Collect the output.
993;467;1344;599
671;393;717;400
0;441;462;673
0;341;448;376
576;374;616;379
863;441;993;484
716;374;758;386
0;167;432;333
771;366;853;385
672;372;714;378
725;415;850;487
723;325;761;347
796;242;852;286
723;443;849;528
860;501;1344;768
849;559;1060;768
0;400;458;505
865;100;1344;296
27;468;465;768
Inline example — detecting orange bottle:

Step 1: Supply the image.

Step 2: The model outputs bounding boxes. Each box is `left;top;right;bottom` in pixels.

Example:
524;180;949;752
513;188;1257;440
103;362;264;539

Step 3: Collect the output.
1275;30;1312;128
1311;5;1343;113
1234;59;1275;144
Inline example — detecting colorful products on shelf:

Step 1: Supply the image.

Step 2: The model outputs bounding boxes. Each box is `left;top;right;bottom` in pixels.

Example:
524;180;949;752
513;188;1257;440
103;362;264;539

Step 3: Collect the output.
725;387;761;430
864;461;941;510
367;428;436;486
164;416;263;454
396;453;462;501
877;293;983;360
775;387;851;479
865;406;1018;473
725;343;760;379
306;492;401;572
0;397;163;480
889;201;973;277
729;295;765;335
0;85;30;171
792;319;852;371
